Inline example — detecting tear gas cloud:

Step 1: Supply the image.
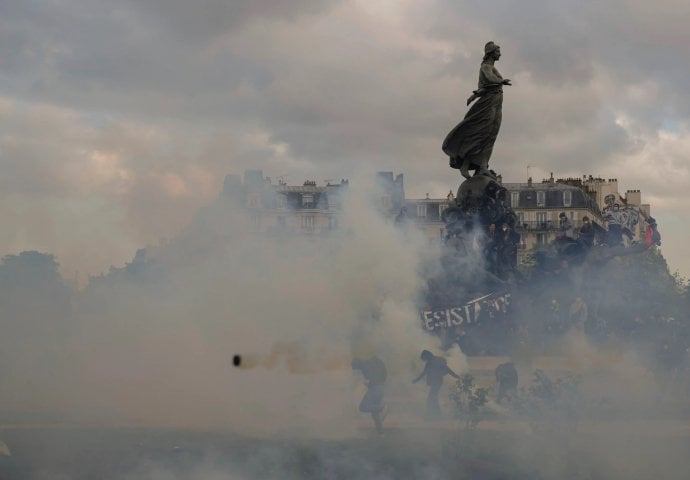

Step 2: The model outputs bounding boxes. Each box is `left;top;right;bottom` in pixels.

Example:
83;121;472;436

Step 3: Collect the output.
0;168;456;436
1;169;689;479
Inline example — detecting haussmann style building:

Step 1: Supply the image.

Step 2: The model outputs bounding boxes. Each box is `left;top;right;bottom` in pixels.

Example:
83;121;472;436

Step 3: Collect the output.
222;170;652;266
221;170;348;236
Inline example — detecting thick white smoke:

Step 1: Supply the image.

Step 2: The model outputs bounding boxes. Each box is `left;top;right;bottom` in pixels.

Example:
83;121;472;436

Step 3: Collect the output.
0;169;456;436
2;169;689;480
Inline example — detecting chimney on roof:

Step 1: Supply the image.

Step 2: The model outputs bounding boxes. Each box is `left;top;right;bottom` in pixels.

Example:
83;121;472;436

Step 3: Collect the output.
527;177;533;187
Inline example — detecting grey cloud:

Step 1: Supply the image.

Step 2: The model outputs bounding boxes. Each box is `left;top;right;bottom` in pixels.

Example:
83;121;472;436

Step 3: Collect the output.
427;0;690;111
0;0;336;118
2;0;690;277
427;0;596;84
125;0;341;43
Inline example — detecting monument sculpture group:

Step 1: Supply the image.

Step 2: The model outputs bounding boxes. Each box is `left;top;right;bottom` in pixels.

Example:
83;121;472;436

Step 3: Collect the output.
440;41;518;282
435;41;661;290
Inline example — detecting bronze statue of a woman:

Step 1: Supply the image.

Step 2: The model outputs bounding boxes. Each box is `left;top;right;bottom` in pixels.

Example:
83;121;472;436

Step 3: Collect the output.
442;42;511;179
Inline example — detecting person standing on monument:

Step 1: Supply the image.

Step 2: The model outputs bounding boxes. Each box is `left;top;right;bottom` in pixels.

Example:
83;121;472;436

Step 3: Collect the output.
497;222;520;277
578;216;595;249
484;223;499;274
558;212;573;238
443;42;511;179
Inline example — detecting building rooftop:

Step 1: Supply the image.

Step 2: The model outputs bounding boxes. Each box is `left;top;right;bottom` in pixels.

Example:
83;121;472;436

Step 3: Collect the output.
503;180;601;213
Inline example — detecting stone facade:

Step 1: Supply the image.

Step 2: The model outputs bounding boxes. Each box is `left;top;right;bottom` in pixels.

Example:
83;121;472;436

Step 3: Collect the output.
222;170;651;263
222;170;348;236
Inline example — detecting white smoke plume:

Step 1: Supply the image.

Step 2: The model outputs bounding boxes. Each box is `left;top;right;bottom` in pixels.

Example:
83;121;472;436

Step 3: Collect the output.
0;168;455;437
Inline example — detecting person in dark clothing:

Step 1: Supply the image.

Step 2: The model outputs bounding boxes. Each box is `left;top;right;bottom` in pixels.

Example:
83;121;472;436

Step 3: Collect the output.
558;212;573;238
578;216;595;249
603;204;624;246
606;224;623;246
413;350;460;419
495;362;518;404
352;356;388;434
496;222;520;277
484;223;498;274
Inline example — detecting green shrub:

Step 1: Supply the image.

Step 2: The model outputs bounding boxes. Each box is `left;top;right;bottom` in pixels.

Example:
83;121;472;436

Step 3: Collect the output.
449;373;490;430
513;369;582;434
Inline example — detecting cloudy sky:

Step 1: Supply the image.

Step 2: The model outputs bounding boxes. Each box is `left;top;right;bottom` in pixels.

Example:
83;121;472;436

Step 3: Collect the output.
1;0;689;280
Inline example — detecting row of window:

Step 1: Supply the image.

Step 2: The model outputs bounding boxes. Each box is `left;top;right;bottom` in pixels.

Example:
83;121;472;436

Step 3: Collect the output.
510;190;572;207
261;190;574;211
516;211;577;224
411;191;574;217
299;194;338;210
300;215;337;230
414;203;449;218
249;194;339;210
251;215;338;230
406;201;583;222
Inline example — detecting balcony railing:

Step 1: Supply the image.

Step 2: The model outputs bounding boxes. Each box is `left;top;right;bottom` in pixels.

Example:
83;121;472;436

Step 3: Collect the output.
515;219;594;231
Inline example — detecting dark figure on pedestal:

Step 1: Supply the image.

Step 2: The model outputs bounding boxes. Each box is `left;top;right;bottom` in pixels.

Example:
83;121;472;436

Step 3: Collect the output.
496;222;520;278
352;356;388;434
484;223;498;273
578;216;595;249
443;41;511;179
413;350;460;419
603;203;626;246
558;212;573;238
555;212;581;259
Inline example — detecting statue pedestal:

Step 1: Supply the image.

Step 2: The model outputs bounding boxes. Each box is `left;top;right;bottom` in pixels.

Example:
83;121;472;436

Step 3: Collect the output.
456;175;497;216
445;173;515;229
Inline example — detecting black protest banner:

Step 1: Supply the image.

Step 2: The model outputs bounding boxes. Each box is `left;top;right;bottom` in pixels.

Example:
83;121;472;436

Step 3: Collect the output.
420;292;511;331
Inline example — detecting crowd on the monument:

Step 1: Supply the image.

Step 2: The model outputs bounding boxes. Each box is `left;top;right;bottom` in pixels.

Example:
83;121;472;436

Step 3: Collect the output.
469;207;656;281
483;221;521;279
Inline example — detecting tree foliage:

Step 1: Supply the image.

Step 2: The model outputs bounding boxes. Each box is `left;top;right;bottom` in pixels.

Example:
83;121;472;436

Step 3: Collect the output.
449;373;490;430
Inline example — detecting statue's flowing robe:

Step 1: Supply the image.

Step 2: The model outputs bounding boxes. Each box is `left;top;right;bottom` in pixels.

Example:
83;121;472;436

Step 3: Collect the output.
443;63;504;171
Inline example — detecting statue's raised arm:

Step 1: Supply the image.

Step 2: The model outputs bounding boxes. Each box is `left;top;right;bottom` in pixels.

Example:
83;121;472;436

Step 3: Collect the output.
442;41;510;179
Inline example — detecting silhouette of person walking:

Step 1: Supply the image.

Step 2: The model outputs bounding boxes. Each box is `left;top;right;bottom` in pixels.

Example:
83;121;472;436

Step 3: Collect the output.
413;350;460;419
352;356;388;434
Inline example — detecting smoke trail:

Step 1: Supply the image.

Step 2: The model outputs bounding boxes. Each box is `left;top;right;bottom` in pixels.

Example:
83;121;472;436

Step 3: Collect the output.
233;341;350;374
0;168;451;436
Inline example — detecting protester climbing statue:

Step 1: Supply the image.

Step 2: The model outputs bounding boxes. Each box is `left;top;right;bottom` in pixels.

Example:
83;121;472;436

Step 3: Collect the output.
442;41;511;179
